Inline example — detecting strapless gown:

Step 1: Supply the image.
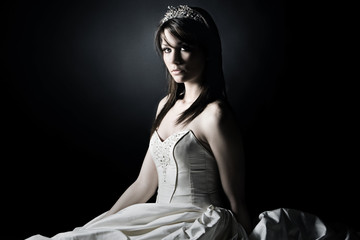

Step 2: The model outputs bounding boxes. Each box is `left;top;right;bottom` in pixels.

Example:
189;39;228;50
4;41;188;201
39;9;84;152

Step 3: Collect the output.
27;130;248;239
27;130;352;239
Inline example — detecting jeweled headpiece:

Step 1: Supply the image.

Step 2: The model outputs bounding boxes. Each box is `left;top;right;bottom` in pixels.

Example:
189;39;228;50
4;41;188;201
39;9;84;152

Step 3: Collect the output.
161;5;205;25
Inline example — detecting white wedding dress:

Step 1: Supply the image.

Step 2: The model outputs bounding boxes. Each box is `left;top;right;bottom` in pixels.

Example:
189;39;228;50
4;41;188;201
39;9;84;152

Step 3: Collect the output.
27;130;247;239
27;130;354;240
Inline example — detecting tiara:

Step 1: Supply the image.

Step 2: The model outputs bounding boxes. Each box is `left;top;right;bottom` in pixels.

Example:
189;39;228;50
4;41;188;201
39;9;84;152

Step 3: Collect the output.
161;5;205;24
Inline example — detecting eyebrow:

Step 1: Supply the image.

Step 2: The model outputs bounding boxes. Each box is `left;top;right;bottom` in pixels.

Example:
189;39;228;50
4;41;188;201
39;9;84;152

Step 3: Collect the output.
161;40;191;50
161;34;185;48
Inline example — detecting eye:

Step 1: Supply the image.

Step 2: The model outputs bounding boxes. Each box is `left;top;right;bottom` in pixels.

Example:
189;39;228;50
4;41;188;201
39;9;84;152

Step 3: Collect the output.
180;45;190;51
162;47;171;53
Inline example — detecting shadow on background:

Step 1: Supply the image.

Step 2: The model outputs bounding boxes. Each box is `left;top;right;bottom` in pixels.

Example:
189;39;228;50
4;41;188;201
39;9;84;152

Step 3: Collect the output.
4;0;358;238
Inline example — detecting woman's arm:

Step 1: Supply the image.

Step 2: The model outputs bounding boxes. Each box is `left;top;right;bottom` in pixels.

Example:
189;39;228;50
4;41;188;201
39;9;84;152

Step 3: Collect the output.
104;148;158;217
103;96;169;218
201;102;252;233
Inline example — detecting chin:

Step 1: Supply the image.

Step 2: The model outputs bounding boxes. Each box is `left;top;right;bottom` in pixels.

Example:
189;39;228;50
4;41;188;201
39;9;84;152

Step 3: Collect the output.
173;79;185;84
172;76;186;83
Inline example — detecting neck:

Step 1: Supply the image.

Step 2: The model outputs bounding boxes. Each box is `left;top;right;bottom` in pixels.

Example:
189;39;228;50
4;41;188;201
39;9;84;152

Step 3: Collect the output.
182;81;202;104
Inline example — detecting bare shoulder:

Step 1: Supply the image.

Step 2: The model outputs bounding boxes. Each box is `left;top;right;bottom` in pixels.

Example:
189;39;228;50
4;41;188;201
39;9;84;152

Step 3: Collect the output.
201;100;233;126
198;100;241;146
156;95;170;117
198;100;240;138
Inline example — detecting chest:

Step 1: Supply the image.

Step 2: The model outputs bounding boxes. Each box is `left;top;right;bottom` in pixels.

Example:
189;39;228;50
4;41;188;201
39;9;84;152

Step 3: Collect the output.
156;101;211;153
157;104;190;139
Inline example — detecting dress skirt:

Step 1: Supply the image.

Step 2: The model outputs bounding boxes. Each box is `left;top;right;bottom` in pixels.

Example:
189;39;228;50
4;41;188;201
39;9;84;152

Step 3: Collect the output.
26;203;247;240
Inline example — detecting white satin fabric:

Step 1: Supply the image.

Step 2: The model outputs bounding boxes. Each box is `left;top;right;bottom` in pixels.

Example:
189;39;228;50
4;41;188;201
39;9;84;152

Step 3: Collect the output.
27;130;353;240
27;130;247;240
249;208;359;240
249;208;328;240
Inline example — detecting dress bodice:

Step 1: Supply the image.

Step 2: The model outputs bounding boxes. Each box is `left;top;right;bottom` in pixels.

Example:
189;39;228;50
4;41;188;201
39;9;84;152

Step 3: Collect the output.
149;130;223;208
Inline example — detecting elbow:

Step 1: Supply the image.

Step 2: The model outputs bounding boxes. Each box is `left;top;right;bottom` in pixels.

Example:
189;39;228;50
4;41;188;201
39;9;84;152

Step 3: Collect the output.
226;192;252;233
223;187;246;217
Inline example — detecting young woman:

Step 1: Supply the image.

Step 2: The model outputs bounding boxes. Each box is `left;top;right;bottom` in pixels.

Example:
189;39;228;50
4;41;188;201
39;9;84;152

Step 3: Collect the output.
27;5;356;240
28;5;251;240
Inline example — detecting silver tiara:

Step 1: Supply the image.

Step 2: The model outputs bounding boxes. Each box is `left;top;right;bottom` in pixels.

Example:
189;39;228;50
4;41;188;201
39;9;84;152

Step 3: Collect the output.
161;5;205;24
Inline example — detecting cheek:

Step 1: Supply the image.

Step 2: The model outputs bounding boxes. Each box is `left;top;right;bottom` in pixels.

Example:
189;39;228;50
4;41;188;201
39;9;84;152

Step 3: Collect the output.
180;52;190;62
188;55;205;71
184;50;204;66
162;55;171;68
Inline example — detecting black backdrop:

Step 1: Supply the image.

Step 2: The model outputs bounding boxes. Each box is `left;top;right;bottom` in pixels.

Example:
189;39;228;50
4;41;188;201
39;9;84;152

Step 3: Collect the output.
4;0;358;239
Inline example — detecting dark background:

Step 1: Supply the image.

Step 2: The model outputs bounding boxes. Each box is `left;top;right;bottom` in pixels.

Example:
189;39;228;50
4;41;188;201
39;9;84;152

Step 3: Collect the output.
4;0;358;239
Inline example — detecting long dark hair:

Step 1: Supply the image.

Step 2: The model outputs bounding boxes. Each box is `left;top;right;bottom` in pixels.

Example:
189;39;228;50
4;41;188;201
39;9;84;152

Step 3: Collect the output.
151;7;227;135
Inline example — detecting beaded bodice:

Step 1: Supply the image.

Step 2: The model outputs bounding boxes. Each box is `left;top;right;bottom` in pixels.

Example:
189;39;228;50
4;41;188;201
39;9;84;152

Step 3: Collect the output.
149;130;223;207
150;131;187;183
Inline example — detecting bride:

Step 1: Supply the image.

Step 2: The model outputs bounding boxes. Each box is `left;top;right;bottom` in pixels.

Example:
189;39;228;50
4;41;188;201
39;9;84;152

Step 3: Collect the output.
27;5;350;240
28;5;251;239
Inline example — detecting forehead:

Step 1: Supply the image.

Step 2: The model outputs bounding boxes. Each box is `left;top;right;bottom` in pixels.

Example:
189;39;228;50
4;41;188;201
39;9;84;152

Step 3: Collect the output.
161;28;183;46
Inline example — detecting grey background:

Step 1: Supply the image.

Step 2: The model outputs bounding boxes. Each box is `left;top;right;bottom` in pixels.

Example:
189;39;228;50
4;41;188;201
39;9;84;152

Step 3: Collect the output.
5;0;358;238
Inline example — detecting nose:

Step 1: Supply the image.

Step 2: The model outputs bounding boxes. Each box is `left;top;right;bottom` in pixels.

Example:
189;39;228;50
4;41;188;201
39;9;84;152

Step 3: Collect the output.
171;49;183;64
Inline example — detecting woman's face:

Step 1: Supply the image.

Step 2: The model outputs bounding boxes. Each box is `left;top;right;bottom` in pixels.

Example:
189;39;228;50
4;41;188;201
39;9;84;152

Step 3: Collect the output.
161;28;205;84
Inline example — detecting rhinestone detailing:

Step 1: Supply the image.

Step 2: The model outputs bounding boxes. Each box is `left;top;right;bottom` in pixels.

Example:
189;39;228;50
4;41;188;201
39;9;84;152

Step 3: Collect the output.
161;5;205;24
150;131;189;182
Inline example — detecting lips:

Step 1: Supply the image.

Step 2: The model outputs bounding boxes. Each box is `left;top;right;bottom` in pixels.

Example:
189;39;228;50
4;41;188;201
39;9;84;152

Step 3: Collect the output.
171;69;184;75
